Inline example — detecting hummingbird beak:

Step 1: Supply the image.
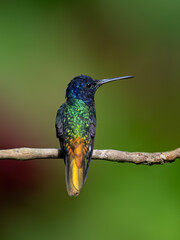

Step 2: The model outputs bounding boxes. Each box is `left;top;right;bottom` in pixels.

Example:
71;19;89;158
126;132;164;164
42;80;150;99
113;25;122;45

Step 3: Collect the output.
97;76;134;86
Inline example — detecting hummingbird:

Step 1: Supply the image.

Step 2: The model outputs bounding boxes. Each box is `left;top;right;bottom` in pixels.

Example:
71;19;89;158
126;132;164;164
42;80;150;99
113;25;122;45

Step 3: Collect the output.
55;74;133;196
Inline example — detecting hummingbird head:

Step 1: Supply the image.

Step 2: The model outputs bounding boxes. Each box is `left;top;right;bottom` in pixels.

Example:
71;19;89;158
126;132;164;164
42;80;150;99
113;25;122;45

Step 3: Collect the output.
66;74;134;105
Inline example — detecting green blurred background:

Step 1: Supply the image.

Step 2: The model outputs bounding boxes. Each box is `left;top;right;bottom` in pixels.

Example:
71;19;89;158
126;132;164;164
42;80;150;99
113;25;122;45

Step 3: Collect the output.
0;0;180;239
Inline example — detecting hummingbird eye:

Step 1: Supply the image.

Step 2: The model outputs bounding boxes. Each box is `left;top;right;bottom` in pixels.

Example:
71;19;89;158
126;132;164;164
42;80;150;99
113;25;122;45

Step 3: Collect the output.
86;83;91;88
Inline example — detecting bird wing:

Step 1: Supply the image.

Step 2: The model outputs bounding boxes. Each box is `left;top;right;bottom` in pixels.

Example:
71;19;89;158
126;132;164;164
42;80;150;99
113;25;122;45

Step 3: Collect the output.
55;104;65;151
84;110;96;181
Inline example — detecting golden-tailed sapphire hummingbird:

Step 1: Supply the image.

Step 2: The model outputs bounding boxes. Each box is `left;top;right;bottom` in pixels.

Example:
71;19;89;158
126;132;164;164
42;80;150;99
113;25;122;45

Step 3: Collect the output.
56;75;133;196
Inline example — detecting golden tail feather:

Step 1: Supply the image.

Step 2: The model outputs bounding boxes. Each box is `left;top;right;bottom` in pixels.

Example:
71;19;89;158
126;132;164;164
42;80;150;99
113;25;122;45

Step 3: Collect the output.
65;138;88;196
66;157;85;196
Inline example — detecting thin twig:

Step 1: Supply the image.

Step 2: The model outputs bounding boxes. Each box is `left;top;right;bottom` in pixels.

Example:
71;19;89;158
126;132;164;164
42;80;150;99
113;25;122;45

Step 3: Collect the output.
0;147;179;165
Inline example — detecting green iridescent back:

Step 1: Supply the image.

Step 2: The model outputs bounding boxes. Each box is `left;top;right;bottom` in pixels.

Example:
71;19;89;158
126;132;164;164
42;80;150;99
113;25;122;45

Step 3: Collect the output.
63;99;93;141
56;98;96;152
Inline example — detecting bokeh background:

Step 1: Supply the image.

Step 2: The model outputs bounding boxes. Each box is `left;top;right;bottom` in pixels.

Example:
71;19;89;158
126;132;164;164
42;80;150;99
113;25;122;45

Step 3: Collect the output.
0;1;180;239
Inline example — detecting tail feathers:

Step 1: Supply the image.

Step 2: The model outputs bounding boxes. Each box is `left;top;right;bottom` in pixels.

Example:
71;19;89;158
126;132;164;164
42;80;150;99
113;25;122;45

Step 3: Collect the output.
65;138;89;196
65;156;85;196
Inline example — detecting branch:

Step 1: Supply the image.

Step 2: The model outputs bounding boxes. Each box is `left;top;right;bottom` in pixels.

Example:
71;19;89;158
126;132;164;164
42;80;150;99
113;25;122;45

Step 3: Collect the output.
0;147;180;165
